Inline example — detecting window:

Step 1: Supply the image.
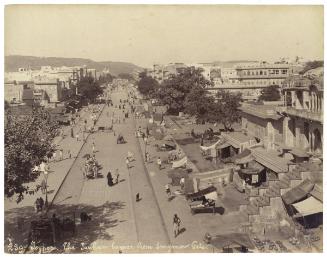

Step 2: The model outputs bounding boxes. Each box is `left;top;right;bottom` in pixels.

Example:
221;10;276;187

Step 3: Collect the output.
260;70;263;75
276;70;279;75
264;71;267;75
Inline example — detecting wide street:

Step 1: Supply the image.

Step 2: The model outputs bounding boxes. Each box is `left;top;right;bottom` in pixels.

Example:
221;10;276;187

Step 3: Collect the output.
5;86;247;254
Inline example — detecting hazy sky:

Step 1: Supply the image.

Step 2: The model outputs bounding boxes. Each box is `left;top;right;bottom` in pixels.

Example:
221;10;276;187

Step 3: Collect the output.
5;5;324;68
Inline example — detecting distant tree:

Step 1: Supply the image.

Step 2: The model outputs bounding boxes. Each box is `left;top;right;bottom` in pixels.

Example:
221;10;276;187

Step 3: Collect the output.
300;60;324;74
98;73;114;84
208;90;242;131
5;100;10;110
5;108;59;202
258;85;281;101
118;73;134;81
137;76;159;98
184;87;214;122
155;67;212;114
78;76;103;104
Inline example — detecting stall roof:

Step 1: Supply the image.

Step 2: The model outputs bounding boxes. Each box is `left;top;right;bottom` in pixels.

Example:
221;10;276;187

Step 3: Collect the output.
186;186;216;199
282;179;315;205
290;148;310;158
234;149;254;164
310;184;323;202
222;132;254;149
240;161;265;175
167;168;189;179
210;233;255;249
292;196;323;216
251;147;290;173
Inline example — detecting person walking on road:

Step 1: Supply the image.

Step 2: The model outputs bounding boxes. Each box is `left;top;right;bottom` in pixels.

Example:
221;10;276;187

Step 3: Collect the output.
157;157;162;170
41;179;47;194
114;169;120;184
107;171;114;186
59;149;63;161
71;127;74;138
126;157;130;169
92;142;96;154
173;214;181;238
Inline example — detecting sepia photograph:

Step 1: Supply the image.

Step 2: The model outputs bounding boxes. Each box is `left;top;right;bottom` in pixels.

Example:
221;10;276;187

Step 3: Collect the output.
3;2;324;254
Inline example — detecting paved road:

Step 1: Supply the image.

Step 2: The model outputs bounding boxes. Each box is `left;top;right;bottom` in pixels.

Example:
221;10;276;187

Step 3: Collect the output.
50;88;170;253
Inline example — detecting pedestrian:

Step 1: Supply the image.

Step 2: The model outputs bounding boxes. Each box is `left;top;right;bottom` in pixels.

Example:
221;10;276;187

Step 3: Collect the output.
126;157;130;169
145;152;149;162
68;150;72;159
165;184;171;198
157;157;162;170
146;127;149;137
71;127;74;138
59;149;63;160
34;199;39;213
92;142;96;154
136;193;140;202
107;171;113;186
180;177;185;191
39;197;44;211
52;151;57;162
144;136;148;145
76;131;80;141
173;214;181;238
115;169;120;184
123;117;125;123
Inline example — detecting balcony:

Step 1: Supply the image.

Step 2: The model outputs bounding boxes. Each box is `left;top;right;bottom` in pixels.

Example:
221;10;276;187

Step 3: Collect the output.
277;106;323;123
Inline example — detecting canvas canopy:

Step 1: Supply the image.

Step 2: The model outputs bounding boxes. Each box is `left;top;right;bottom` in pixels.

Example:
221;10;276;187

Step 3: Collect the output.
172;156;187;168
292;196;323;216
200;140;221;151
186;186;216;200
282;179;315;205
210;233;255;249
234;149;254;165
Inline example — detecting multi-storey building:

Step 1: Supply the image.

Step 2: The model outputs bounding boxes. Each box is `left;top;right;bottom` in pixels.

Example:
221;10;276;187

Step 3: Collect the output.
239;69;323;155
208;62;304;101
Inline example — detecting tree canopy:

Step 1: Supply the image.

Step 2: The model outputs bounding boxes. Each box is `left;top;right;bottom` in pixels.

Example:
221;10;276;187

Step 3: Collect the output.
118;73;134;81
137;75;159;98
208;90;242;130
78;76;104;104
258;85;281;101
300;60;324;74
155;67;212;114
5;107;59;202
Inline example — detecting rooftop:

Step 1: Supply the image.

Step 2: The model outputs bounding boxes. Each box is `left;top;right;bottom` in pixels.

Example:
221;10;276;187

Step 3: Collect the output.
239;103;282;120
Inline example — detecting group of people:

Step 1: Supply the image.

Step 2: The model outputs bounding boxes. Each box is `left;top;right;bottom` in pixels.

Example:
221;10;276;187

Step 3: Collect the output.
34;197;45;213
83;154;99;179
106;169;120;186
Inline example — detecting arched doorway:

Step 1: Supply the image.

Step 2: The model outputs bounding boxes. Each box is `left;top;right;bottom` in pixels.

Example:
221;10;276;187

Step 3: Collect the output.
313;129;322;153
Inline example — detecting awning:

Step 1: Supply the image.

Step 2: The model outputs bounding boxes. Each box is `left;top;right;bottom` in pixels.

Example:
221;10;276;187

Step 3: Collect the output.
234;149;254;165
200;140;221;151
240;161;265;175
282;179;315;205
310;184;323;202
216;142;231;150
172;156;187;168
290;148;310;158
292;196;323;216
186;186;216;200
210;233;255;249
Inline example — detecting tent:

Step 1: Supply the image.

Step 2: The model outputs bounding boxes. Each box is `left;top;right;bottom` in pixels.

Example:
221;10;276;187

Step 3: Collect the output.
172;156;187;168
210;233;255;250
292;196;323;217
282;179;315;205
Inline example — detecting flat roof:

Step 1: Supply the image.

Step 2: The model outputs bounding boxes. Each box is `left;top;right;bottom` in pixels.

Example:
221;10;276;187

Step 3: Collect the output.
240;104;282;120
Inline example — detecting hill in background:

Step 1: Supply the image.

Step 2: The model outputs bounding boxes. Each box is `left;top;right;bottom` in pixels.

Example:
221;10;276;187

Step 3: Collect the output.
5;55;144;76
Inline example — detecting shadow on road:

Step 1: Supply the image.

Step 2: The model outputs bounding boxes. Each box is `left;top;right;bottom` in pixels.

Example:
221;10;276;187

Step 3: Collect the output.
5;201;126;253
